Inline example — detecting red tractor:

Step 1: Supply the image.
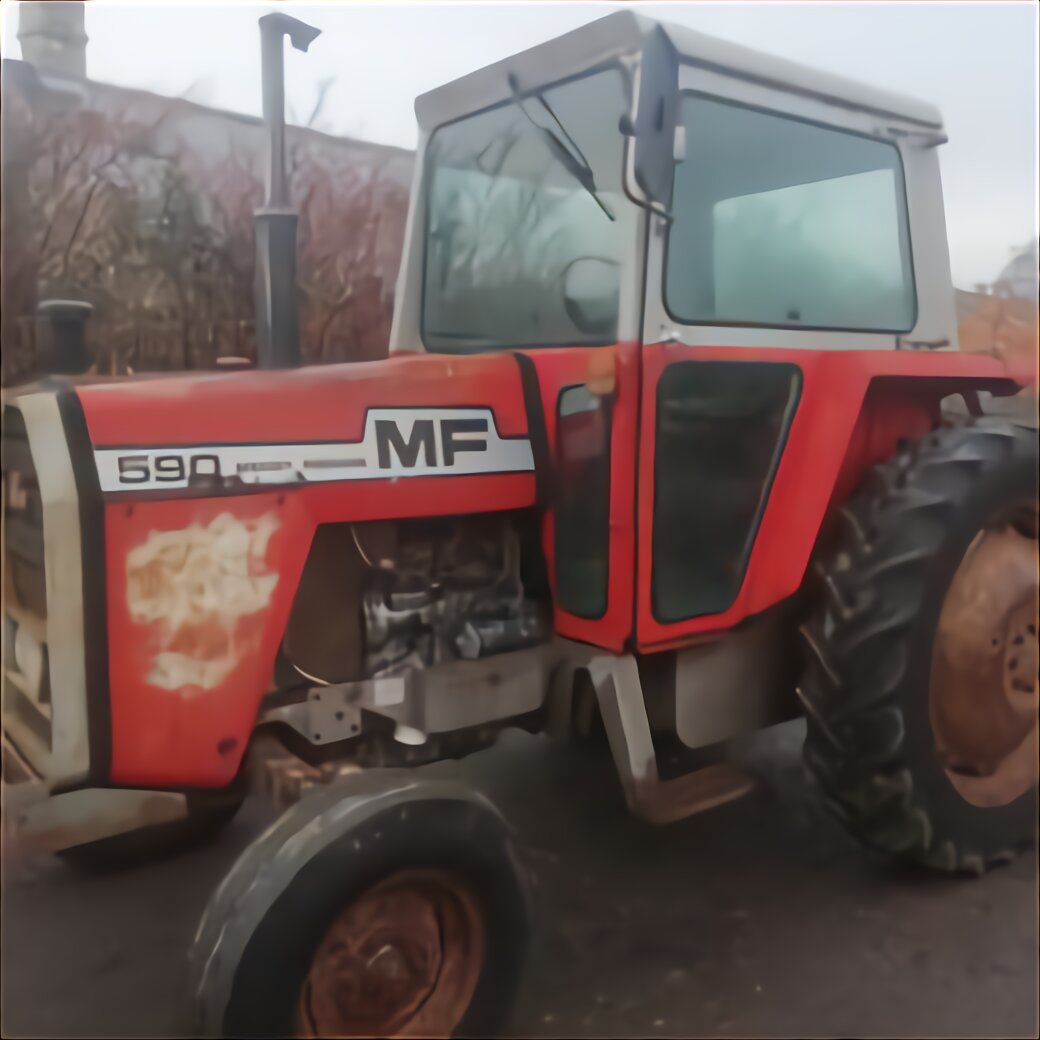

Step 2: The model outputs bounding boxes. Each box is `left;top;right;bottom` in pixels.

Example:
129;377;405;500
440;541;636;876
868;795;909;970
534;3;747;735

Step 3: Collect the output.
2;12;1036;1038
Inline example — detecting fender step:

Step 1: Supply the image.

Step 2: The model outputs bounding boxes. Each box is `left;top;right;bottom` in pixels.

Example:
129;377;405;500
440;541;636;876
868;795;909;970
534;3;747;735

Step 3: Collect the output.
628;762;755;825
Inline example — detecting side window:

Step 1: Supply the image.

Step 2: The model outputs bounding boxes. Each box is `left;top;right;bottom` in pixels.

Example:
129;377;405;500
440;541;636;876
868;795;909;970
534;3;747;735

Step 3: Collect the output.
666;96;916;333
554;385;611;618
422;69;630;353
652;361;801;622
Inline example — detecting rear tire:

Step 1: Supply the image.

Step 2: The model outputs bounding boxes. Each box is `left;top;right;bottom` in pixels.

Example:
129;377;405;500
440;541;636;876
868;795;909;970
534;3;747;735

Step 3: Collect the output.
800;419;1038;874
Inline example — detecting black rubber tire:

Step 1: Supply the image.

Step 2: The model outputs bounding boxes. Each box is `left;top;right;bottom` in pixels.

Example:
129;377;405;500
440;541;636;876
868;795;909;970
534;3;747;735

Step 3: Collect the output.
800;419;1038;875
56;792;243;872
200;794;529;1039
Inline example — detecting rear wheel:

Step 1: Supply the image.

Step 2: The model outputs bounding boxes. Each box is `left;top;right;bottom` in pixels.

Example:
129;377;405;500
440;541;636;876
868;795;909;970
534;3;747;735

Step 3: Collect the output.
800;420;1038;874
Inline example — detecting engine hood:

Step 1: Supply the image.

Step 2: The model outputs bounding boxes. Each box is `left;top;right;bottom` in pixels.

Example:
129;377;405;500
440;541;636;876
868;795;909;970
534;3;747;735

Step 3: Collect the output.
72;351;533;451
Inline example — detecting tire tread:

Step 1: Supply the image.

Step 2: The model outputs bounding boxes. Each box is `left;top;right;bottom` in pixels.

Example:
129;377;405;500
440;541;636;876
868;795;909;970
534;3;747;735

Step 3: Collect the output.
801;418;1037;874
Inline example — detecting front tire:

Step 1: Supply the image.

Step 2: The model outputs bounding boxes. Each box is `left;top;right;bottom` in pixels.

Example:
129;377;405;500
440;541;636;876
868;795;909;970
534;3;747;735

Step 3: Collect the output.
188;782;530;1038
800;420;1038;874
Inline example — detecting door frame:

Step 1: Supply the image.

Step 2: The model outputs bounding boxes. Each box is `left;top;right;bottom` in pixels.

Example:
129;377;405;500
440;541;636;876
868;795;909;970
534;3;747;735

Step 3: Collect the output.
633;60;944;651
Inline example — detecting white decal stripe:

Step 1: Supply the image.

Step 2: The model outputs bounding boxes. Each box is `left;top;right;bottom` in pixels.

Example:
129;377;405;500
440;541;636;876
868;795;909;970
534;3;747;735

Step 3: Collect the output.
93;407;535;493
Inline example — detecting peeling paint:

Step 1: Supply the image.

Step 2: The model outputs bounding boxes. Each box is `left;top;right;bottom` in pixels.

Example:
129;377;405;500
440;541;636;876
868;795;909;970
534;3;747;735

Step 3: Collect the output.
126;512;280;692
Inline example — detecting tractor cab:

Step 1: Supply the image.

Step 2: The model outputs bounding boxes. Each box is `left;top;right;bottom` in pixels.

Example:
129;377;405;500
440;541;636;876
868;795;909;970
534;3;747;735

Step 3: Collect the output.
390;10;987;661
392;10;956;360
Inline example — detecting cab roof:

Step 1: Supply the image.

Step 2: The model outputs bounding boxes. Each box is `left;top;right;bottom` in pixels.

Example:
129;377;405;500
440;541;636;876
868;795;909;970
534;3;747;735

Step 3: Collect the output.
415;10;943;132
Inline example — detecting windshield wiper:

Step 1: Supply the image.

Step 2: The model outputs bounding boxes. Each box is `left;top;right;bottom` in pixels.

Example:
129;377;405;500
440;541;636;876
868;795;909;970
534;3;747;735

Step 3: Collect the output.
506;73;615;222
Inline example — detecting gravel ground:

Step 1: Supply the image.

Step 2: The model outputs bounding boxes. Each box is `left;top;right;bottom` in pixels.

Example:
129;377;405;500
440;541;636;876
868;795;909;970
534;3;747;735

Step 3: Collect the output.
2;720;1037;1038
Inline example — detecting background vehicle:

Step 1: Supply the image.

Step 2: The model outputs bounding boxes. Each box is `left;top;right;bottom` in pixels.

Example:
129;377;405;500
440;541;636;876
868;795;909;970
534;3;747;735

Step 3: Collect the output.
3;11;1036;1036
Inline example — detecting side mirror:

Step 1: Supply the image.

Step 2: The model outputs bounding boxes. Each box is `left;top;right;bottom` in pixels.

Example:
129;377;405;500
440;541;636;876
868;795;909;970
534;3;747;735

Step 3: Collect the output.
629;26;680;211
562;257;620;339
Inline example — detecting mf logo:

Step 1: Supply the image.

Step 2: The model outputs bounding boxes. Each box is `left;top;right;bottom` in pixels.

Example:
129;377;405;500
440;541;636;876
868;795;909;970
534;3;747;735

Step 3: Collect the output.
93;407;534;492
374;416;488;469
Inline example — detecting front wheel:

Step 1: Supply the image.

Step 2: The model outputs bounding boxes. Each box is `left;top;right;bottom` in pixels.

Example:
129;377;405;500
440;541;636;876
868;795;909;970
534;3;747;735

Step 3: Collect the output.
800;420;1038;874
188;776;530;1038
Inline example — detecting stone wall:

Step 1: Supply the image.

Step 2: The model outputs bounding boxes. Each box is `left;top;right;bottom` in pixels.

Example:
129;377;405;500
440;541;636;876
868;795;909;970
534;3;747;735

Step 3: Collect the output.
1;58;414;384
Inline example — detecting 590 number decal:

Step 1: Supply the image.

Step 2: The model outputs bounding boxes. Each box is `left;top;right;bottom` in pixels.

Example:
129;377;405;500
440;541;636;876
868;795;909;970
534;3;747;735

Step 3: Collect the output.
117;454;220;484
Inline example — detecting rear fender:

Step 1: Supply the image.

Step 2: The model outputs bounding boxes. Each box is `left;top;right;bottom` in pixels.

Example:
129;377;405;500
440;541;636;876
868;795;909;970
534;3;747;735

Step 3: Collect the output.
829;378;940;510
636;345;1029;651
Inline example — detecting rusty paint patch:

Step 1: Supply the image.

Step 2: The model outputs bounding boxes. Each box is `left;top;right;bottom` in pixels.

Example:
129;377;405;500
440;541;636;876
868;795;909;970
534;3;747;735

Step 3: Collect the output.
126;512;279;692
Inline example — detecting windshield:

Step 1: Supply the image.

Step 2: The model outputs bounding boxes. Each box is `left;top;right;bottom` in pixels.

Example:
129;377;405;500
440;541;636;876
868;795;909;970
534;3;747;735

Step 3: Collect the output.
421;68;632;353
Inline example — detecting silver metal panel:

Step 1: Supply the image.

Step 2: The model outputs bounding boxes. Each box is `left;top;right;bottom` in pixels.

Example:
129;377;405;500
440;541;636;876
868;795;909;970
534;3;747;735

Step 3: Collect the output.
262;643;556;744
552;641;657;786
674;623;797;749
415;11;942;135
416;648;553;732
15;787;188;852
388;123;432;354
11;392;90;786
902;145;959;350
662;18;942;129
414;12;643;130
586;652;658;786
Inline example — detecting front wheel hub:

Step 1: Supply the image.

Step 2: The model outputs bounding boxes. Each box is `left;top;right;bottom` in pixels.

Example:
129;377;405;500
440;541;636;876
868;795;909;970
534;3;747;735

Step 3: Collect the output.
296;869;484;1038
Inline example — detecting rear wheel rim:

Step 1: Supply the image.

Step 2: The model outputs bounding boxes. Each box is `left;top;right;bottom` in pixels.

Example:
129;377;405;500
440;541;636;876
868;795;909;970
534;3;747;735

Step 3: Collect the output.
930;507;1039;808
295;869;484;1039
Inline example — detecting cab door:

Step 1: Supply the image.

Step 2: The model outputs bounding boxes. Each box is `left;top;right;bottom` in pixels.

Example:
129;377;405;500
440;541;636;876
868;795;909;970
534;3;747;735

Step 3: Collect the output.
636;343;803;650
634;67;921;651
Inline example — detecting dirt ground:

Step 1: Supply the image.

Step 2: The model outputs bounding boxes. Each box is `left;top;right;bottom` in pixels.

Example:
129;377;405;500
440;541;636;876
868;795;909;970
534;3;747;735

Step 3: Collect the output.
2;720;1037;1038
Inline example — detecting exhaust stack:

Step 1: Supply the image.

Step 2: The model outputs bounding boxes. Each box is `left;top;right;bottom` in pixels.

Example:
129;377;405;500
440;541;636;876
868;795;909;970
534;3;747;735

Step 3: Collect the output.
254;12;321;369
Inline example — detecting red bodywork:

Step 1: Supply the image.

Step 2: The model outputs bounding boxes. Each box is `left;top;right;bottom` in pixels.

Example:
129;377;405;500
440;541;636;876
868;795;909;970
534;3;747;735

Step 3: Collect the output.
74;343;1031;788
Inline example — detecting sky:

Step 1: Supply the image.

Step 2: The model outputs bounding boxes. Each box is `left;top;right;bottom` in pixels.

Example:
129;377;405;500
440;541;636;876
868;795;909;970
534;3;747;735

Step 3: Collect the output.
2;1;1036;287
